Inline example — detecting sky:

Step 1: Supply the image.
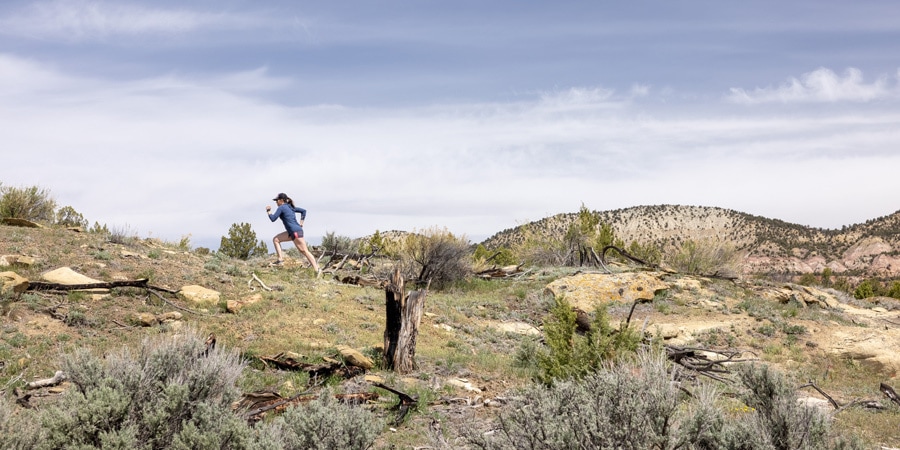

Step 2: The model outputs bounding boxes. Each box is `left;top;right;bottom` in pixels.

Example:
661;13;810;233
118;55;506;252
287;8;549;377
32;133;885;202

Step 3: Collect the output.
1;0;899;250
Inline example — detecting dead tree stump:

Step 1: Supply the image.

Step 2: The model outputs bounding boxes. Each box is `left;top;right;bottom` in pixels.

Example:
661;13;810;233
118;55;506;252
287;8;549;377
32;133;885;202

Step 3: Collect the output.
383;268;428;373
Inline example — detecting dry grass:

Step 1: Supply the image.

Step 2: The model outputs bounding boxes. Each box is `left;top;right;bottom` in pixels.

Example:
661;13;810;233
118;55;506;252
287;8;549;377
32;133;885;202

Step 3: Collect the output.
3;224;900;447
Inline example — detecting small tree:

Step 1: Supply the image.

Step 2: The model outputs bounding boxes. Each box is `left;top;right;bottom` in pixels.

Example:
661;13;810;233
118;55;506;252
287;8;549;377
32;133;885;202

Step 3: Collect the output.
535;296;640;384
0;184;57;222
666;239;740;277
219;222;268;260
321;230;355;254
400;227;471;289
55;205;88;228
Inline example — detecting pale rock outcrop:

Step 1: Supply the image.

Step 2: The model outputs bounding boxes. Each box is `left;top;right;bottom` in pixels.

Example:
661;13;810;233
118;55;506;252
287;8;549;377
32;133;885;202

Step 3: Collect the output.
544;272;668;312
336;344;374;369
177;285;221;306
1;271;29;296
1;218;43;228
41;267;108;293
226;293;262;314
0;255;36;267
757;284;841;309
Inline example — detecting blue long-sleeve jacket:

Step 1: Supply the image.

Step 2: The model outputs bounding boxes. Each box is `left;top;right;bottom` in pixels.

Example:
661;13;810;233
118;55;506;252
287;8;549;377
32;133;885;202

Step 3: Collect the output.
268;204;307;234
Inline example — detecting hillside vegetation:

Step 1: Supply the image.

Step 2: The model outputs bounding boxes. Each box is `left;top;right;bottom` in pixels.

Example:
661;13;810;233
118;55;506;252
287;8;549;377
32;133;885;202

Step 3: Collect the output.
3;187;900;448
482;204;900;279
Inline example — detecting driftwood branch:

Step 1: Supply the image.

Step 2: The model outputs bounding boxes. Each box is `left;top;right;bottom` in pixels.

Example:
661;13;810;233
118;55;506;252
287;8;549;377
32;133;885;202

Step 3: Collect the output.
663;345;757;383
249;273;273;291
880;382;900;408
372;382;418;425
147;289;212;317
798;381;840;410
241;390;379;423
26;371;67;390
27;279;150;291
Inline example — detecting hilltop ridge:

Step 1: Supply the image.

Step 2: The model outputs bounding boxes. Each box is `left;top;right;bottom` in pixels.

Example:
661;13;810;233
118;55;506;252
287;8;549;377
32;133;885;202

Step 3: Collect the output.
480;205;900;278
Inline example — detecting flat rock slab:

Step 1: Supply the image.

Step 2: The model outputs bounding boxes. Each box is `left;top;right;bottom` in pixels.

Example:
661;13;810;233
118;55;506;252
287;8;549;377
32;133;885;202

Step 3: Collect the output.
1;218;44;228
41;267;108;293
178;285;221;306
544;272;669;312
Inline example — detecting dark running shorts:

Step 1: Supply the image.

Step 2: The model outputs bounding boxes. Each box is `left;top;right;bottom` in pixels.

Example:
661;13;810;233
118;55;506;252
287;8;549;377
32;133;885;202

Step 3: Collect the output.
291;229;304;239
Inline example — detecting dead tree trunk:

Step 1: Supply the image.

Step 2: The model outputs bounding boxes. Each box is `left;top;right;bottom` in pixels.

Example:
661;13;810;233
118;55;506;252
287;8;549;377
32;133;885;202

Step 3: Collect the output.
383;268;427;373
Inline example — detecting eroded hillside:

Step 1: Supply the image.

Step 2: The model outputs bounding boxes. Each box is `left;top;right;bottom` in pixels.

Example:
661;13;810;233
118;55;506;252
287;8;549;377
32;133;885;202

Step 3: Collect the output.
481;205;900;277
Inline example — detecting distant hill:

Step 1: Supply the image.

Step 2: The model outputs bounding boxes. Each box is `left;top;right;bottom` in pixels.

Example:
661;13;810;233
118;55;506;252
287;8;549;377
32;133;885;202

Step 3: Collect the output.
479;205;900;277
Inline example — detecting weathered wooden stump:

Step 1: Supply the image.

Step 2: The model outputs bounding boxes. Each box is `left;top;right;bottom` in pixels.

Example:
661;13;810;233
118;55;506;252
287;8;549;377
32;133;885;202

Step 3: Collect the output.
383;268;428;373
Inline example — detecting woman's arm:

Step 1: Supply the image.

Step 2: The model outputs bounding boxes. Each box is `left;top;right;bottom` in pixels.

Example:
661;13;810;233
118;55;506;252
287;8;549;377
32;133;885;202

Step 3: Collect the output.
292;206;307;221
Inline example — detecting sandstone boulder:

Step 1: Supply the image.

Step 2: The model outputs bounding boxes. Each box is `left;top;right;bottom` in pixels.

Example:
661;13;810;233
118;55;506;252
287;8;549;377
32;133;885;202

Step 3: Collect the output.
41;267;108;293
544;272;668;312
0;255;36;267
1;218;44;228
336;344;374;369
758;284;841;309
178;285;221;306
1;271;29;296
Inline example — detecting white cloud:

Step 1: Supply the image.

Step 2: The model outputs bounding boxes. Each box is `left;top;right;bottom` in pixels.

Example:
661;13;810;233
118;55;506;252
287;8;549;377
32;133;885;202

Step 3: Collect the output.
2;55;899;248
728;67;898;104
0;0;264;41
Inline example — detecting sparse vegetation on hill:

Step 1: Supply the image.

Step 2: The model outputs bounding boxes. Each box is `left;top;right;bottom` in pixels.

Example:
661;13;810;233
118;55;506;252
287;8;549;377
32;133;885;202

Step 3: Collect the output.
2;187;900;447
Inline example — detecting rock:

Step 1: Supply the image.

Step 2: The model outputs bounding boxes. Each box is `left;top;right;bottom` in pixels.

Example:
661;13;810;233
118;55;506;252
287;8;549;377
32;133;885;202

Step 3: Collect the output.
1;218;44;228
130;312;158;327
157;311;183;322
177;285;220;306
41;267;108;293
336;344;374;369
544;272;669;312
0;255;35;267
447;378;482;393
364;374;385;384
759;284;841;309
1;271;29;296
493;321;541;336
226;300;243;314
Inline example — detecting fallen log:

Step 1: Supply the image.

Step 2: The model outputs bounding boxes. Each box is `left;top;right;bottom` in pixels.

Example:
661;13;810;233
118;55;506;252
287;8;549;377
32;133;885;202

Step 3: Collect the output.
372;382;418;425
880;382;900;408
26;370;67;390
257;353;365;381
27;279;149;291
242;391;379;423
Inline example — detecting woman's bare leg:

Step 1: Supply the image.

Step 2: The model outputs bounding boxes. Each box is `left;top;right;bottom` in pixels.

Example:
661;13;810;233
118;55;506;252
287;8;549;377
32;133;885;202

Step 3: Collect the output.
272;232;290;262
292;237;320;272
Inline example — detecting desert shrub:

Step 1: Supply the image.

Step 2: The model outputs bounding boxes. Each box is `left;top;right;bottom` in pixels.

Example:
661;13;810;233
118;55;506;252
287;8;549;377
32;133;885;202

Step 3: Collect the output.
853;278;882;299
36;328;253;449
563;204;623;266
107;224;140;245
665;238;741;277
321;230;355;254
722;363;862;449
533;296;640;384
1;328;384;450
256;391;383;450
0;395;44;448
0;184;57;222
219;222;269;260
55;205;88;228
465;352;861;450
399;227;471;289
627;239;663;266
512;224;568;266
472;244;517;267
466;350;725;449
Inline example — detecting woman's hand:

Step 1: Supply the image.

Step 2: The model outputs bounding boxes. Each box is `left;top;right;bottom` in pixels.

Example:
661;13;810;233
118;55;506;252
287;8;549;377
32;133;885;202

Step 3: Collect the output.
266;206;271;212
